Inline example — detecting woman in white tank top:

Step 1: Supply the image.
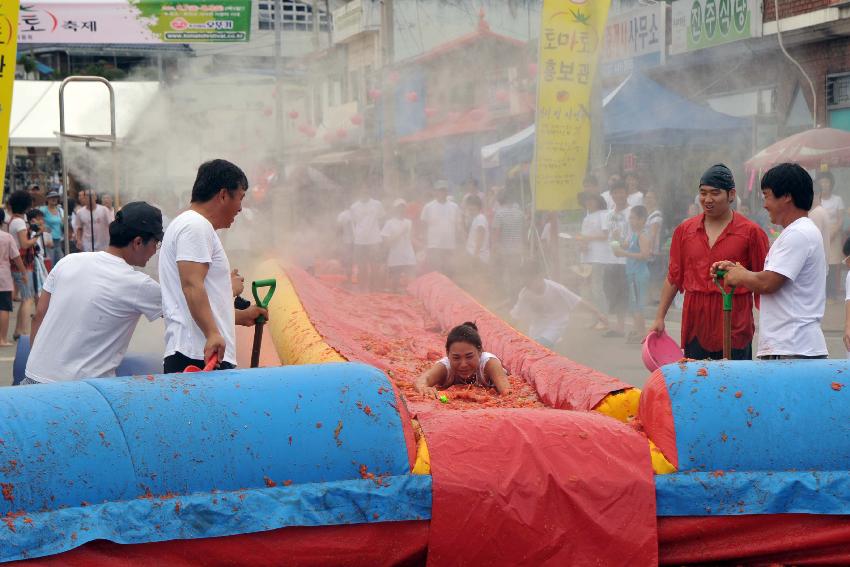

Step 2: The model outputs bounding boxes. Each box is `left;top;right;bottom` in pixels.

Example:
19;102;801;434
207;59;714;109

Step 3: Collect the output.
415;322;510;398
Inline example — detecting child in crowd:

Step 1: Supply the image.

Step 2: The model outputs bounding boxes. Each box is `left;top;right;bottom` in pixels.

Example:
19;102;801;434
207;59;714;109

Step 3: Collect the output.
510;262;607;349
381;199;416;293
0;210;25;346
615;205;652;343
415;322;510;397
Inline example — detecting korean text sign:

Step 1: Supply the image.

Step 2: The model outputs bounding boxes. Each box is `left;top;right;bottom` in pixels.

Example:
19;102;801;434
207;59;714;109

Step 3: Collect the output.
534;0;610;211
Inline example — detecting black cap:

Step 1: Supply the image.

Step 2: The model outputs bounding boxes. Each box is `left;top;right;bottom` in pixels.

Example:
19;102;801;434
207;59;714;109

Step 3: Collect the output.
114;202;164;240
699;163;735;191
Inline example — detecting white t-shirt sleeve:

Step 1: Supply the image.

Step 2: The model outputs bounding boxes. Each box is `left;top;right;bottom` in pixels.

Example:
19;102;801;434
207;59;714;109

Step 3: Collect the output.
42;258;63;294
765;229;809;282
845;271;850;302
556;284;582;311
509;289;530;321
135;277;163;321
174;220;213;264
8;218;26;243
420;203;430;222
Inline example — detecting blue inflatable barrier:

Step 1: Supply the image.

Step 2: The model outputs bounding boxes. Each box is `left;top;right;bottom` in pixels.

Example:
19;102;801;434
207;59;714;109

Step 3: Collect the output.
0;363;430;562
653;359;850;516
12;336;163;385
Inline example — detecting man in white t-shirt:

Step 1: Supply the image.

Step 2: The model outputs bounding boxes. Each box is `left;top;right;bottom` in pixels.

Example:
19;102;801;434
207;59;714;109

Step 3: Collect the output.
381;199;416;292
713;163;827;359
510;263;607;348
349;186;385;291
73;189;111;252
420;180;461;275
24;202;165;384
464;194;490;264
160;159;267;373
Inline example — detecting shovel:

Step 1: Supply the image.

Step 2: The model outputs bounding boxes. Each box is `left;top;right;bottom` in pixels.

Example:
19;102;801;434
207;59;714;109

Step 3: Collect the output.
184;353;219;373
713;269;736;360
251;278;277;368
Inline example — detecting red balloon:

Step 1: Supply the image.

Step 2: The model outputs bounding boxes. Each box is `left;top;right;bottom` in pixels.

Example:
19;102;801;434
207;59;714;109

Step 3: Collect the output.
405;91;419;103
350;114;363;126
288;110;299;119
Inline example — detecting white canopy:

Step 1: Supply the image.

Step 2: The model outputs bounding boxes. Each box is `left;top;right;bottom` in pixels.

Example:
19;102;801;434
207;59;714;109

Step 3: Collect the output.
10;80;160;147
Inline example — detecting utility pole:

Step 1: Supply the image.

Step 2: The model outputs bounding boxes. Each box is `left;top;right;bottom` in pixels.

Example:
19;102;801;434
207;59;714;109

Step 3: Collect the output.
381;0;396;195
274;0;289;245
312;0;320;51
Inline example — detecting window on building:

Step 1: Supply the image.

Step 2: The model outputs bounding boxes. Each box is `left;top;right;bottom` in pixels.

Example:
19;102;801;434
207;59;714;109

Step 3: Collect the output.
827;73;850;109
258;0;331;32
827;73;850;132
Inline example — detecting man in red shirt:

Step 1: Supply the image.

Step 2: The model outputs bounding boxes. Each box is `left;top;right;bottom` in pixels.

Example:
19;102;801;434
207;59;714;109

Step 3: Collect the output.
651;164;769;360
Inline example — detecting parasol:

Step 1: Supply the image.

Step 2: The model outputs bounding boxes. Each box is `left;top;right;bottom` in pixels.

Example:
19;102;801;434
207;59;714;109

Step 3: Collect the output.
746;127;850;170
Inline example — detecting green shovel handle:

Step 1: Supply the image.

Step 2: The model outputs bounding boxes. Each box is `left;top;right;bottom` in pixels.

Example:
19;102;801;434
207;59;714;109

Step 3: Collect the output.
713;269;735;312
252;279;277;324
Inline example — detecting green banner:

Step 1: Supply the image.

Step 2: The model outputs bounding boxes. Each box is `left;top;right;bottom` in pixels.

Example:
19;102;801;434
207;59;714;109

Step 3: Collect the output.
131;0;251;42
671;0;761;54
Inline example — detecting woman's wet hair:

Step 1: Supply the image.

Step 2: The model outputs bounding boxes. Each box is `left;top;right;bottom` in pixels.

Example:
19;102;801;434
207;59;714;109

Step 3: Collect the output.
446;321;482;352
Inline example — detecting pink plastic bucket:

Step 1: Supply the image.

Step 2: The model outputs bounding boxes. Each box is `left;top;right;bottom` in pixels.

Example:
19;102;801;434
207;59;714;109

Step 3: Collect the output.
642;331;683;372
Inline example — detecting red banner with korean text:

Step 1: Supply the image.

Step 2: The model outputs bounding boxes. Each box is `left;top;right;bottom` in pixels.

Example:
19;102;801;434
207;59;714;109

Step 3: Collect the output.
534;0;610;211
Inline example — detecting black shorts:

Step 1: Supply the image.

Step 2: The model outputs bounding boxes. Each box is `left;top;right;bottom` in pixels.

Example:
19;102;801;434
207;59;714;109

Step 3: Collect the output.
603;264;627;315
0;291;12;312
163;351;236;374
685;338;752;361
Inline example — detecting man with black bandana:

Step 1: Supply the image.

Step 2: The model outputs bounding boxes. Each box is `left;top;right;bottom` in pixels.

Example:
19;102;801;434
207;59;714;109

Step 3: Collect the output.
650;164;769;360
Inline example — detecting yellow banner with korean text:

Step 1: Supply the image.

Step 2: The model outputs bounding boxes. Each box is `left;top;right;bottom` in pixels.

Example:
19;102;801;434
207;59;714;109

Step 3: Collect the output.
0;0;18;199
534;0;609;211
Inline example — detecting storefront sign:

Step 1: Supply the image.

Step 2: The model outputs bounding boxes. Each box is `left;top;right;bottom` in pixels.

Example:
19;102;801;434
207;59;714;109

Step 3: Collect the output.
601;3;665;78
18;0;251;44
671;0;762;54
534;0;610;211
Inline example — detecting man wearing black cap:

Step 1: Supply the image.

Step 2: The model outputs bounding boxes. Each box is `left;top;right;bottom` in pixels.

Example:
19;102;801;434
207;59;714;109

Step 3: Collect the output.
651;164;769;360
23;202;165;383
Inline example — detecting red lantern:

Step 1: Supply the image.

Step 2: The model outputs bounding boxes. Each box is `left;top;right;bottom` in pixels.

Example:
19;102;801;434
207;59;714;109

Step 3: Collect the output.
368;88;382;101
405;91;418;103
350;114;363;126
288;110;299;120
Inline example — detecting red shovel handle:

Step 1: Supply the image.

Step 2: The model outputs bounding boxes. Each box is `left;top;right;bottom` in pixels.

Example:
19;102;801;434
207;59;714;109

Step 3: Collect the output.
184;353;220;373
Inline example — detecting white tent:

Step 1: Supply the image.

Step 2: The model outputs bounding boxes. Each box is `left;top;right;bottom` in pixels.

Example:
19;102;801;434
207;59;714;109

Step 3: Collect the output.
10;80;160;147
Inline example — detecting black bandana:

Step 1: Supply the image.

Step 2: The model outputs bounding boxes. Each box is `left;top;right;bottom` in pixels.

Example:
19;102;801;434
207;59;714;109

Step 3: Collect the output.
699;163;735;190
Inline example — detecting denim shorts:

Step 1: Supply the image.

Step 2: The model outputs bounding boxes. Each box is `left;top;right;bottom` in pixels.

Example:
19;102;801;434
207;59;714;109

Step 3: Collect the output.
12;271;33;300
